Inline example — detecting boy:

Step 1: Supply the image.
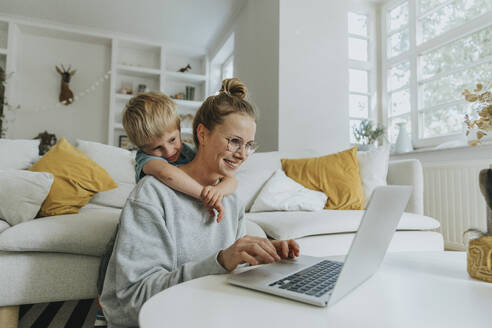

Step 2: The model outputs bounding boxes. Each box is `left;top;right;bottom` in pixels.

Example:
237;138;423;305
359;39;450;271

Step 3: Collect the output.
126;91;237;217
95;92;237;326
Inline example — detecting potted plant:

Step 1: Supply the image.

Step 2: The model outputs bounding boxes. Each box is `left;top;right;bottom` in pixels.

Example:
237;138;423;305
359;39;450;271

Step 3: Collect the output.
0;67;19;138
464;83;492;146
352;119;385;151
0;67;5;137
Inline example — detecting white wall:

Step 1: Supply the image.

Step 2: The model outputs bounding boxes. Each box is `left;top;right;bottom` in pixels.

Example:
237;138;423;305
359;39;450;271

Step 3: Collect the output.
227;0;280;152
278;0;349;155
8;31;110;144
214;0;350;154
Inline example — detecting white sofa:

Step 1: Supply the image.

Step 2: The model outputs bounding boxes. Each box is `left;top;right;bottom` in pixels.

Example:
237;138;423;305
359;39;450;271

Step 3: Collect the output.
0;140;443;323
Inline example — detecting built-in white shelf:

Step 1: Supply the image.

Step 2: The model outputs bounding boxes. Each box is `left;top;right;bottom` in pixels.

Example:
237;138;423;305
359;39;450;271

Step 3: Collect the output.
173;99;203;108
166;71;207;83
115;93;133;101
0;48;7;55
117;64;161;77
106;39;208;147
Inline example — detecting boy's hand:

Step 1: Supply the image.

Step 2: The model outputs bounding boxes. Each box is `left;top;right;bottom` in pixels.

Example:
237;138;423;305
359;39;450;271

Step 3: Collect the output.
203;202;225;223
214;201;225;223
204;200;225;223
202;185;226;223
201;185;225;208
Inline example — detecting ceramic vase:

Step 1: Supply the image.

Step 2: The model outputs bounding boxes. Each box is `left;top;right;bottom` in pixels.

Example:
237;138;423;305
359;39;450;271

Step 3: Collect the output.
357;144;376;152
394;122;413;153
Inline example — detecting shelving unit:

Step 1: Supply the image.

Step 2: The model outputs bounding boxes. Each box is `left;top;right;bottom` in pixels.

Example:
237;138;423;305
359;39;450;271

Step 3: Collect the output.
0;20;17;137
165;50;209;123
0;21;7;137
108;43;209;147
166;71;207;83
0;20;9;70
0;16;209;147
107;38;164;146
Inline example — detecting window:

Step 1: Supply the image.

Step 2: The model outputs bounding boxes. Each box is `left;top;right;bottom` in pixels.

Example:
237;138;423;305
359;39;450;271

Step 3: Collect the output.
210;33;234;95
221;55;234;80
348;9;377;144
382;0;492;148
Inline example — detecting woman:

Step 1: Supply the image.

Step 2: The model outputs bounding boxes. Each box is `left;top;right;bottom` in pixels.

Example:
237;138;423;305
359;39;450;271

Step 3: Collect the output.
100;78;299;328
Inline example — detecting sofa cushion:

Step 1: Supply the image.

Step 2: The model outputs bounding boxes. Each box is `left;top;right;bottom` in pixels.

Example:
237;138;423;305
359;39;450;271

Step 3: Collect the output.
250;169;327;212
236;150;319;211
29;138;118;216
0;219;9;233
0;207;265;256
0;170;54;226
0;139;40;169
358;146;390;207
0;210;119;256
77;139;136;208
245;210;440;240
281;147;364;210
244;219;267;238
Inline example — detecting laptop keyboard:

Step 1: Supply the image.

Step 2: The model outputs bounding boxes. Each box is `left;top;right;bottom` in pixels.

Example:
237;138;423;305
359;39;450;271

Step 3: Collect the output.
268;260;343;298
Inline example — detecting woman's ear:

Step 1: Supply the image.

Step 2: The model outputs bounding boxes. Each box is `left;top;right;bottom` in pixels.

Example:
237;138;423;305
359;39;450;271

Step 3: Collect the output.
196;123;209;146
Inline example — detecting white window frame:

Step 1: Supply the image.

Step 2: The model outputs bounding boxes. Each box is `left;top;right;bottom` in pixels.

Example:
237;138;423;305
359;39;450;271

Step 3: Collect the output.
381;0;492;148
221;54;234;80
209;32;234;95
348;3;379;144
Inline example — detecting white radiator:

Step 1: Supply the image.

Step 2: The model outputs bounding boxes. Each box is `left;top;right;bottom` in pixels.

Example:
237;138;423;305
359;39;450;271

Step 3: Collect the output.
423;160;490;250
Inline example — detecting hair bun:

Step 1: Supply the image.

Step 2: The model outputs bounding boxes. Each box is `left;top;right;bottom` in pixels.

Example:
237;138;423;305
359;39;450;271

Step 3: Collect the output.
220;78;247;99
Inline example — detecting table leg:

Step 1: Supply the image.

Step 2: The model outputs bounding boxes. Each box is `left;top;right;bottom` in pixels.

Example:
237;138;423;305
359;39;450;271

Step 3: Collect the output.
0;305;19;328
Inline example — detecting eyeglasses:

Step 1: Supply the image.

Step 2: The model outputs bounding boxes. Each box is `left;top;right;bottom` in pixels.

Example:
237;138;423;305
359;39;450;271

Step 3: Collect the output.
224;136;259;155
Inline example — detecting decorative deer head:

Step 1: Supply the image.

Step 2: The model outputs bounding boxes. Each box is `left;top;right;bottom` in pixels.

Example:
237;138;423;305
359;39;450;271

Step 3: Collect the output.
56;65;76;105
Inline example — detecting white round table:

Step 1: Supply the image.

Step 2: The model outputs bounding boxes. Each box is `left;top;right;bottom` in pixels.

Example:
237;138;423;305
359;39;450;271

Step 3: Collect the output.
139;252;492;328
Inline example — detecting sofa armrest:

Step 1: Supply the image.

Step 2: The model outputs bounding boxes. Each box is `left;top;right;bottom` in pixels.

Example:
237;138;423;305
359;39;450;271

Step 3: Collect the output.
387;159;424;215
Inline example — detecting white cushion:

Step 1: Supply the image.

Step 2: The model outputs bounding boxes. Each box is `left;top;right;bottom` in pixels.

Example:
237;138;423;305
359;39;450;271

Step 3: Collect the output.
0;210;120;256
357;146;390;207
0;139;40;169
76;139;136;208
244;219;267;238
250;169;327;212
245;210;440;240
0;170;54;226
236;150;318;211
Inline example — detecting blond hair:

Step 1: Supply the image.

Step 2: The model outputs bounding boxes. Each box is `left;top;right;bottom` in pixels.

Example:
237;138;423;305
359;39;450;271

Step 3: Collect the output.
192;78;257;146
122;92;180;147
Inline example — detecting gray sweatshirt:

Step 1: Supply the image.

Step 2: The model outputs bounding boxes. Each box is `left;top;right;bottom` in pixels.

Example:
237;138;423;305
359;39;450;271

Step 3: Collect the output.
100;175;245;328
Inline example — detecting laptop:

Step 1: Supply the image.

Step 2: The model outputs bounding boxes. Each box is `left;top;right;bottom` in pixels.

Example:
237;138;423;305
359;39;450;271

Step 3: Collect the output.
227;185;412;307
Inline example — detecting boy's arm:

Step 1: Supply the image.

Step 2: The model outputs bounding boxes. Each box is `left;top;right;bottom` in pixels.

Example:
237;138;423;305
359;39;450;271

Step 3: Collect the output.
215;176;238;195
143;159;228;222
143;160;202;199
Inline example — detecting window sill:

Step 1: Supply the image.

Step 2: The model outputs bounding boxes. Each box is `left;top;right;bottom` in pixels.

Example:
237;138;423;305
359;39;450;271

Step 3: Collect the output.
389;141;492;163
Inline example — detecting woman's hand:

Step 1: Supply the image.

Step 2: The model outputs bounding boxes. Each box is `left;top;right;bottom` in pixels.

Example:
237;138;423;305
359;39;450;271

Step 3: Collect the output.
271;240;300;259
218;235;300;271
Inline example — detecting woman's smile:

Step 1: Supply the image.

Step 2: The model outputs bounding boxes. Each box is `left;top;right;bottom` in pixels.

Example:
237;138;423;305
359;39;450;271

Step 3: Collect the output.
223;158;241;169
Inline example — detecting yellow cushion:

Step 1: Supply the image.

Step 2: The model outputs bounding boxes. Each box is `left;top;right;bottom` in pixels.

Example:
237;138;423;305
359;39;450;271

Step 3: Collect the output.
29;137;117;216
281;147;364;210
